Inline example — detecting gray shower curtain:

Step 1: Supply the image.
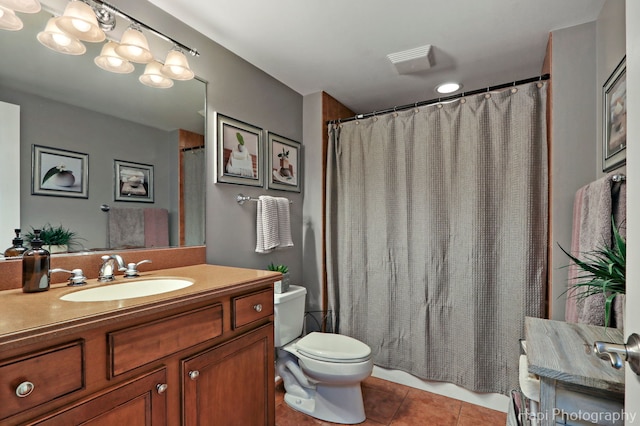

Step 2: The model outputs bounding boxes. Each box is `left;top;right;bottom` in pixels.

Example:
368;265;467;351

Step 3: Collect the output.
326;81;548;395
184;148;206;246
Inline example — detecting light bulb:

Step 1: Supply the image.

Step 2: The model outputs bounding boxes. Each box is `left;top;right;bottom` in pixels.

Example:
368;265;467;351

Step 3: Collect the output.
127;46;142;57
107;56;124;67
94;41;134;74
71;17;91;33
52;32;72;46
37;17;85;55
55;0;105;42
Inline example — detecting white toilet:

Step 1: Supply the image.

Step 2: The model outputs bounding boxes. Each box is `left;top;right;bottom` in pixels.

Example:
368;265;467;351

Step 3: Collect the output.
274;285;373;424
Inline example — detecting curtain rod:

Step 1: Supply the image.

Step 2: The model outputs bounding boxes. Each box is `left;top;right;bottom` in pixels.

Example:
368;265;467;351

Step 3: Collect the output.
330;74;550;125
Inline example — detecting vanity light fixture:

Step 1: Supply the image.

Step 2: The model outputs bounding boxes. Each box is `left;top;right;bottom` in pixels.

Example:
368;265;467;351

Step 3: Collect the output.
0;5;23;30
0;0;40;13
55;0;105;42
28;0;199;88
160;48;195;81
37;17;86;55
94;41;134;73
139;61;174;88
0;0;40;31
436;82;462;94
115;26;153;63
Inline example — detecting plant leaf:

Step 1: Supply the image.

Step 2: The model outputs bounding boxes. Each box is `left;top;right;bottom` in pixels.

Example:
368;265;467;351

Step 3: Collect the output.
236;132;245;145
42;166;60;184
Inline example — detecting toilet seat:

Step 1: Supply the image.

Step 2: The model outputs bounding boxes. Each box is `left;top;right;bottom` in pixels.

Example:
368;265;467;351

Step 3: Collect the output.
295;332;371;363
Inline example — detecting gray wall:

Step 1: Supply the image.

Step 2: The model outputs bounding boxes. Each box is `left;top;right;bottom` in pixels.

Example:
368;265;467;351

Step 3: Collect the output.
1;85;176;250
104;0;304;281
549;22;598;320
301;92;324;320
550;0;625;320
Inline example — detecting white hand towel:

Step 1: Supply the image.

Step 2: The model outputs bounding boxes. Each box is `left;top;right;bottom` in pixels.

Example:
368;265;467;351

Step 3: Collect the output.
255;195;294;253
276;196;294;249
256;196;279;253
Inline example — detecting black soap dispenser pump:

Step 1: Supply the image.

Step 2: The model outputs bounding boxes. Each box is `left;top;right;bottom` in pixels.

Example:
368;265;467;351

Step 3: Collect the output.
4;228;28;257
22;229;50;293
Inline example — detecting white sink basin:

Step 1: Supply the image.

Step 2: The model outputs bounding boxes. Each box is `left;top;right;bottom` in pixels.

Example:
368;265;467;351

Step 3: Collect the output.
60;278;194;302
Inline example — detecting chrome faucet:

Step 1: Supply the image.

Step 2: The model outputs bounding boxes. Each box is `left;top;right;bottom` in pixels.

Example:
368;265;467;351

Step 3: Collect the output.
98;254;126;282
123;260;152;278
50;268;86;286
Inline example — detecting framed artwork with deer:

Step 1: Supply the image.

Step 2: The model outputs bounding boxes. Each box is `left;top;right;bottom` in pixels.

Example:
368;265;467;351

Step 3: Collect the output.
266;132;301;192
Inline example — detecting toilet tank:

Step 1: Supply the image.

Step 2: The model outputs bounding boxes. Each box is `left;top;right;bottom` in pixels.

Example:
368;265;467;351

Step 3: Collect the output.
273;285;307;347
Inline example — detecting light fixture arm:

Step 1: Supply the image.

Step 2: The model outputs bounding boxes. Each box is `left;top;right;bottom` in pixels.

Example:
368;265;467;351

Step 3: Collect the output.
89;0;199;57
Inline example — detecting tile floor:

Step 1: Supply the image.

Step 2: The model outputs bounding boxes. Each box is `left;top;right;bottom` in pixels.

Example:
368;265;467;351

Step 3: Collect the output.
275;376;507;426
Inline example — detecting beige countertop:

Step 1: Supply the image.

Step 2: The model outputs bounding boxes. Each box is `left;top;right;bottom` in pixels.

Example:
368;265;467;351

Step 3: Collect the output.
525;317;625;394
0;264;281;349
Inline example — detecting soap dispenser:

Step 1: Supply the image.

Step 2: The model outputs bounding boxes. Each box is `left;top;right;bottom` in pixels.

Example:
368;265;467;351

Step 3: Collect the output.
4;228;27;257
22;229;50;293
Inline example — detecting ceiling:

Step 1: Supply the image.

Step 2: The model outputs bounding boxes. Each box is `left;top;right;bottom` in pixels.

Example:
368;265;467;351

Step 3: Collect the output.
148;0;606;115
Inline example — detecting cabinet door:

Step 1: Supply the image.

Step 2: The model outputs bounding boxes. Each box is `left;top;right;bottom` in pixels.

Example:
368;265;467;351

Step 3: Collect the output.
183;323;274;426
30;368;167;425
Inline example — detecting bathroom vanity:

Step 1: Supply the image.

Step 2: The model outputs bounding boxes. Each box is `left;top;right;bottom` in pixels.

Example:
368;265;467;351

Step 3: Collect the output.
0;264;279;425
524;317;625;426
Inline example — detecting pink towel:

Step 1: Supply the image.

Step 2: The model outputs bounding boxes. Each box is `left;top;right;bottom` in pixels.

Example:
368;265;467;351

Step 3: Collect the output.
144;208;169;247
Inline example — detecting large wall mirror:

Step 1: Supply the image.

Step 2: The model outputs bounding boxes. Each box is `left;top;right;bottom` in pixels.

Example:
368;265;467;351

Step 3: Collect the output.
0;4;206;253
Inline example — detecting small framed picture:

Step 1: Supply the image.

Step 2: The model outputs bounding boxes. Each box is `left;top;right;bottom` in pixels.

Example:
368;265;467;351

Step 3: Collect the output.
32;145;88;198
114;160;154;203
215;112;264;187
267;132;301;192
602;56;626;172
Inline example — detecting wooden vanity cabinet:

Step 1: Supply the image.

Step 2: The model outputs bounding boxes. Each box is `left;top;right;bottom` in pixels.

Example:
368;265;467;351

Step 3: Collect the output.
28;368;168;425
0;281;276;426
182;323;274;425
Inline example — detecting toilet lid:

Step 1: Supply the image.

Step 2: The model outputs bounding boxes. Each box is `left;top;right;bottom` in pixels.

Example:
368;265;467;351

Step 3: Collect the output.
296;332;371;363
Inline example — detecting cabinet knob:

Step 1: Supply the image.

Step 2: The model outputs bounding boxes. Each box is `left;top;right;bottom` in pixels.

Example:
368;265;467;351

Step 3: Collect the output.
253;303;263;313
156;383;168;394
189;370;200;380
15;381;34;398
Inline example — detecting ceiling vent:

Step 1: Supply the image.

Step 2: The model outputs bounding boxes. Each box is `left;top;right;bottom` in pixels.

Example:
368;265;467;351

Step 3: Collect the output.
387;44;434;75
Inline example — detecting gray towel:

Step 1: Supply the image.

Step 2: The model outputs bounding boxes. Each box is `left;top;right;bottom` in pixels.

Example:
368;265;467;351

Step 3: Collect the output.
108;208;145;249
572;173;626;326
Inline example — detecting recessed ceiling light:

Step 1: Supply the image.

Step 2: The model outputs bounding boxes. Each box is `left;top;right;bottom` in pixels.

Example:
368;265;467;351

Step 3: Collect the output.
436;82;461;94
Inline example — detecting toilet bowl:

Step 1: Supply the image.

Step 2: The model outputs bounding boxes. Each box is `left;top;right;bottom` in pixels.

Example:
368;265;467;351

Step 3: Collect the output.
274;286;373;424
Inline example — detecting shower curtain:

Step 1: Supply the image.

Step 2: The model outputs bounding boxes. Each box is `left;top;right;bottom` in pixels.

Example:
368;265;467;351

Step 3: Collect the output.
326;81;548;395
183;147;206;246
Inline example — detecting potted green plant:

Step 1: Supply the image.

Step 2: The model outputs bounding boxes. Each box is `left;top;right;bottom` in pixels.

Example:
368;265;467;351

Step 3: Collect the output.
267;263;290;294
559;218;625;328
26;224;82;254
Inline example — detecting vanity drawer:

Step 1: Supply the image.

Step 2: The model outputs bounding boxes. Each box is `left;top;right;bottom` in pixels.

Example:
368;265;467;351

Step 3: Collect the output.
108;304;223;377
0;340;84;420
232;288;274;329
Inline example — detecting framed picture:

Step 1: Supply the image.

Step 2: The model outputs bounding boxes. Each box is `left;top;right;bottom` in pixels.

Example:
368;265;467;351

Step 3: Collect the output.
602;56;626;172
32;145;88;198
267;132;301;192
215;112;263;187
114;160;154;202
